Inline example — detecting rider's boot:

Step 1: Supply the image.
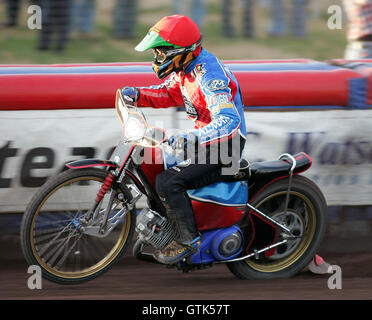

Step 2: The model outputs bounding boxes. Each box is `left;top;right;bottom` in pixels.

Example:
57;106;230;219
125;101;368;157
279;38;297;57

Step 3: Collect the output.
153;208;200;265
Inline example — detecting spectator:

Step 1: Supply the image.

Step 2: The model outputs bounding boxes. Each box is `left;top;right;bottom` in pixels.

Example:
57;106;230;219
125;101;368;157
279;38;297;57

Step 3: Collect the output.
268;0;308;38
242;0;255;38
221;0;235;37
343;0;372;59
172;0;206;30
4;0;41;28
37;0;71;52
4;0;21;27
221;0;254;38
70;0;96;37
113;0;137;38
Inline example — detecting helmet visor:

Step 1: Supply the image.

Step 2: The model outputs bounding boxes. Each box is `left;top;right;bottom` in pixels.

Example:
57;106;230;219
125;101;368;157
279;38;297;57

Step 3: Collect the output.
135;30;181;52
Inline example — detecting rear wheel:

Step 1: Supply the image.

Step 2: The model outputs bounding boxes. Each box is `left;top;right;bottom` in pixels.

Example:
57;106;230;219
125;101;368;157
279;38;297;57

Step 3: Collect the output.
20;168;136;284
227;175;327;279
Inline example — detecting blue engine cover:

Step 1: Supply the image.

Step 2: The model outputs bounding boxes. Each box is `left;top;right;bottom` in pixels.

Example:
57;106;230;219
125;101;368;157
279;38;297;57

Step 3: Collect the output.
190;225;243;264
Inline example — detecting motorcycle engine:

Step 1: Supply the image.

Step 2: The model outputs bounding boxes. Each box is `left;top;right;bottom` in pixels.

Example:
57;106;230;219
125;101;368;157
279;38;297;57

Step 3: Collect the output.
210;226;243;261
217;232;242;258
135;209;177;249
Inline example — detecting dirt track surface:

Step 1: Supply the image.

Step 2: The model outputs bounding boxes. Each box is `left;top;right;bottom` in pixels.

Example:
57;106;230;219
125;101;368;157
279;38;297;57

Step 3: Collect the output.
1;235;371;301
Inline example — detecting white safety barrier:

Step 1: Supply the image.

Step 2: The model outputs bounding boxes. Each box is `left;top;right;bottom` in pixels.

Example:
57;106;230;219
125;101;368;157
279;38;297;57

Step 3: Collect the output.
0;108;371;212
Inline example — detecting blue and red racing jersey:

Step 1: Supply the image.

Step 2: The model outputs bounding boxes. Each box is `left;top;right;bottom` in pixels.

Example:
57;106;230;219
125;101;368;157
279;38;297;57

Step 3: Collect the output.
137;48;247;145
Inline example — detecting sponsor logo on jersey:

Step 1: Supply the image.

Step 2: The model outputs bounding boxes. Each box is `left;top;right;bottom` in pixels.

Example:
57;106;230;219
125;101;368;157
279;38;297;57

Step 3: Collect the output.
208;94;234;114
195;63;207;76
209;103;235;115
184;97;199;120
206;79;227;91
210;93;230;105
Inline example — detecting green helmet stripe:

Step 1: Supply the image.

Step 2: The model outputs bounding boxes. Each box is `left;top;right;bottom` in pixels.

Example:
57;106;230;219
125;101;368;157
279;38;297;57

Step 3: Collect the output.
135;31;182;52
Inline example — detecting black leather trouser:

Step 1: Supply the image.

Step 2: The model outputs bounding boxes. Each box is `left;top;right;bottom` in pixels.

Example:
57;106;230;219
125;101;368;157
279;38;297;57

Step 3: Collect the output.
155;136;246;243
155;162;223;243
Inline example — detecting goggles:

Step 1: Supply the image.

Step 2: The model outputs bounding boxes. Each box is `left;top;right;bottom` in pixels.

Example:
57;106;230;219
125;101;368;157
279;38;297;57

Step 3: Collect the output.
151;37;202;65
152;47;185;64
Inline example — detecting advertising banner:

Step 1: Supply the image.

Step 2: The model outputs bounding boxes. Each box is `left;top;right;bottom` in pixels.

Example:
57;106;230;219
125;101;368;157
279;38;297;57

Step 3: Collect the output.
0;108;371;213
236;110;372;206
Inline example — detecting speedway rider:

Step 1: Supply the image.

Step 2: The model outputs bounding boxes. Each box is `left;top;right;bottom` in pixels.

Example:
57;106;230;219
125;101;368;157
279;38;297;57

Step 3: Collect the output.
122;15;247;264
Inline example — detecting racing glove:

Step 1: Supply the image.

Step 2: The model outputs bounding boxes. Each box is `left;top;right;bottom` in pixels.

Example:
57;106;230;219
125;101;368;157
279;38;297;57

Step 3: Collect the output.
168;132;198;150
121;87;139;105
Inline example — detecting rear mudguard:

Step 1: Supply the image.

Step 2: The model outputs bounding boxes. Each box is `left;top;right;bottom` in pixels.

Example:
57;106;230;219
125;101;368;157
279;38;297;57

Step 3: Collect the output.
247;152;312;201
240;152;313;255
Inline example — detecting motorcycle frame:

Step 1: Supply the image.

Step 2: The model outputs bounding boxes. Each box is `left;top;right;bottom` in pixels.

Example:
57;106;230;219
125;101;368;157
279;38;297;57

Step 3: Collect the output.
67;89;303;260
122;150;297;263
67;140;299;262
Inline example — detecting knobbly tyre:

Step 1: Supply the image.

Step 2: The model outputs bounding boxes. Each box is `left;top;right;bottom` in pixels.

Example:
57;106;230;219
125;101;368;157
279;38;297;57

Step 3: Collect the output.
20;90;327;284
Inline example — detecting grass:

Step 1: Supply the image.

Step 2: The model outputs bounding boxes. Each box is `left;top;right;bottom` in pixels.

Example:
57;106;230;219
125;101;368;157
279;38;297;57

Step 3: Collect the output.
0;1;347;64
0;26;142;64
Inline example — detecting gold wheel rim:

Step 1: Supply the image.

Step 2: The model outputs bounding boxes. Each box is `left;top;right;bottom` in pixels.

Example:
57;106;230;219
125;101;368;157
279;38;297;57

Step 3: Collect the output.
245;191;316;273
30;176;131;279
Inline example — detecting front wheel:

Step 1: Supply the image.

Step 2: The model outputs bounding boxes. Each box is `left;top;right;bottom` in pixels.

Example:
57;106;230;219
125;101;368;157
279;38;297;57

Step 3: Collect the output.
20;168;136;284
227;175;327;279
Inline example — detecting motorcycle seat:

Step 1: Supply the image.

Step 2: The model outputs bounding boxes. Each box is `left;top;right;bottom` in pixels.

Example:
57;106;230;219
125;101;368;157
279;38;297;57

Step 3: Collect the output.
221;152;311;182
249;152;312;181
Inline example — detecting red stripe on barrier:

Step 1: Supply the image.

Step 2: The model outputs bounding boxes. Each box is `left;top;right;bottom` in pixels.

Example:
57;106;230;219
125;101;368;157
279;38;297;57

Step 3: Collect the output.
237;69;362;107
0;60;368;110
0;73;162;110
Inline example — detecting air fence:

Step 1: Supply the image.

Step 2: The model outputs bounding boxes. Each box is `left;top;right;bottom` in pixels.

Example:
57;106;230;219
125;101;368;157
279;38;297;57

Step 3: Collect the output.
1;59;371;252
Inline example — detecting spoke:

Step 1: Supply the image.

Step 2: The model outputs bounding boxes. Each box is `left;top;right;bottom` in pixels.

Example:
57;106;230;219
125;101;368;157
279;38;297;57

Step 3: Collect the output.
290;197;305;212
42;230;80;267
94;237;113;257
82;236;100;266
36;216;72;229
274;194;287;212
40;231;76;265
285;214;294;227
54;233;83;270
34;227;71;246
36;222;74;257
72;236;82;272
29;174;130;277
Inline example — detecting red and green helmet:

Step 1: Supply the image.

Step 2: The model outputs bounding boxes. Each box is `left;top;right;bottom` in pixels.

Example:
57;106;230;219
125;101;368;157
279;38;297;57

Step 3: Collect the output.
135;15;202;79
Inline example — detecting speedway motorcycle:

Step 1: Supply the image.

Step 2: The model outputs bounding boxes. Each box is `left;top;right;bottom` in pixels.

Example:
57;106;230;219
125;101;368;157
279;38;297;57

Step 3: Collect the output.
20;90;327;284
